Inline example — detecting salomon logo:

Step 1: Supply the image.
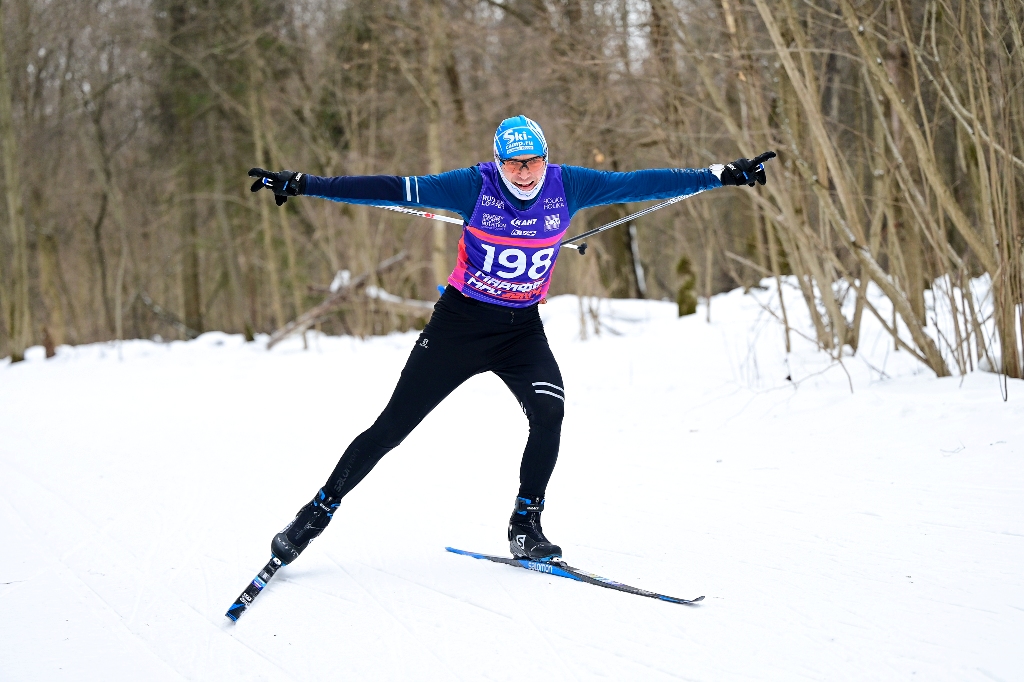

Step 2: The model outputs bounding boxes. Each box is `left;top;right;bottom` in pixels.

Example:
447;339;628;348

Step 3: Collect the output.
419;337;429;348
516;535;527;550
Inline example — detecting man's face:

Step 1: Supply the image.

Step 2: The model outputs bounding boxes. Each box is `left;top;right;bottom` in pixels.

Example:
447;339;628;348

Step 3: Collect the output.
499;154;547;194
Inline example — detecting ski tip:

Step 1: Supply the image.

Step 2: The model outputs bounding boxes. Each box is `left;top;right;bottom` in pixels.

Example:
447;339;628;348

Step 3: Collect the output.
225;601;248;621
658;594;704;605
445;546;476;557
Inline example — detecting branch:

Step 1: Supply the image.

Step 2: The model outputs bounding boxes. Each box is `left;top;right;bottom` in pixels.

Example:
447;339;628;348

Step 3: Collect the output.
860;296;930;366
725;250;773;278
139;291;200;339
362;285;436;312
913;49;1024;173
477;0;533;25
266;251;410;349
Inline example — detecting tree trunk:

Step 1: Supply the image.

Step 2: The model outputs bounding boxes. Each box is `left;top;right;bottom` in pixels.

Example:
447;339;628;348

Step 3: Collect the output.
242;1;285;330
181;156;203;335
36;223;65;348
213;158;254;340
425;0;448;289
0;0;31;361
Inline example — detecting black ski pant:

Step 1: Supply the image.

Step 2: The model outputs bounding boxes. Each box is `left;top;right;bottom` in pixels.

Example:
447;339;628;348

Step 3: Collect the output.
323;286;565;502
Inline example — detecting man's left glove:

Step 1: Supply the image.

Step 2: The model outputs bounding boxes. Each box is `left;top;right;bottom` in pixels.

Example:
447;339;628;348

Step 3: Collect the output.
710;150;776;187
248;168;307;206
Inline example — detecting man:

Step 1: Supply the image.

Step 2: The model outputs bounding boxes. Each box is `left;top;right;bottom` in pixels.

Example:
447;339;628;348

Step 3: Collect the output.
249;115;772;564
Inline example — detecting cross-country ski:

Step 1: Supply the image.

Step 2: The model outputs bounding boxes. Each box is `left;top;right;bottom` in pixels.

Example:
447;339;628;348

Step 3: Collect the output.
445;547;704;604
224;556;283;621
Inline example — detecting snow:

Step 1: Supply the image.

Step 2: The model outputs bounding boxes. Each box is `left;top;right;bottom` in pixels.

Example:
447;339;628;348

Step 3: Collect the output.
2;282;1022;681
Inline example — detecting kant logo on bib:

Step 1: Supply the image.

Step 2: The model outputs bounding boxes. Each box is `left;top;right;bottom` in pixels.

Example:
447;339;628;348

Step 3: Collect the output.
511;218;537;227
544;215;561;231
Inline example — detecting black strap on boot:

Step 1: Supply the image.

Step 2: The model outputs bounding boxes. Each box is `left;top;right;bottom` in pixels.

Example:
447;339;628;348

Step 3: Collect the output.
514;496;545;515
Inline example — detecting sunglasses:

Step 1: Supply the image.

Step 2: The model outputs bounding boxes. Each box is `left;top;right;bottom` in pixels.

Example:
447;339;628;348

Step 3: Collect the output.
499;155;547;174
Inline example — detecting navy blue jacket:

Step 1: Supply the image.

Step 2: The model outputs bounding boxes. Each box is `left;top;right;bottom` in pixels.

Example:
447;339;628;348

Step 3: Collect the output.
304;164;720;222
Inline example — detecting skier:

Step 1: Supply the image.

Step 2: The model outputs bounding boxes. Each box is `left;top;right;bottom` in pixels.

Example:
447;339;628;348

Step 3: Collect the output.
249;115;773;564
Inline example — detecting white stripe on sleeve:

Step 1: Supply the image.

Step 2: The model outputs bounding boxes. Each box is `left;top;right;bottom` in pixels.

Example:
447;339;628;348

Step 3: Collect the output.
405;176;411;201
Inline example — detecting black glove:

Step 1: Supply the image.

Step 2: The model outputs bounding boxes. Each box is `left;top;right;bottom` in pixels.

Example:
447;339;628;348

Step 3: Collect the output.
712;150;776;187
248;168;307;206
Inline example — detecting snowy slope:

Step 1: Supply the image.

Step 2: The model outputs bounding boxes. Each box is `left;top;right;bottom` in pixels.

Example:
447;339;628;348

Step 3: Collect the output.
1;284;1022;681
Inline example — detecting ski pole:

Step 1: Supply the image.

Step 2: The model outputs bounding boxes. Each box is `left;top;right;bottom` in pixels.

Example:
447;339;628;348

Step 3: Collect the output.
372;204;464;225
374;193;705;257
558;189;709;256
560;151;776;255
373;192;707;257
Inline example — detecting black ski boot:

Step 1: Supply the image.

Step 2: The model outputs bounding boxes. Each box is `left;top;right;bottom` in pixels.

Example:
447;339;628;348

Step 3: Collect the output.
508;496;562;561
271;489;338;564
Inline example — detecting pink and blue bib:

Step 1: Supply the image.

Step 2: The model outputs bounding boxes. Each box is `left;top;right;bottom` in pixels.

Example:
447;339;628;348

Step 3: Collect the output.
448;162;571;308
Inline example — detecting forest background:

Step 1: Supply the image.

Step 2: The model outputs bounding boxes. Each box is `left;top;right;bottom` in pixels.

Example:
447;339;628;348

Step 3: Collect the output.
0;0;1021;380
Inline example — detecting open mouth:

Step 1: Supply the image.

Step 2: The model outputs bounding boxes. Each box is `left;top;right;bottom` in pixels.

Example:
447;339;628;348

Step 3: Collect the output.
513;179;537;191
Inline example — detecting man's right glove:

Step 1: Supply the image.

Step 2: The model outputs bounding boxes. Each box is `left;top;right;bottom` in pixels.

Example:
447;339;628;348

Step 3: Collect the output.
710;150;776;187
248;168;307;206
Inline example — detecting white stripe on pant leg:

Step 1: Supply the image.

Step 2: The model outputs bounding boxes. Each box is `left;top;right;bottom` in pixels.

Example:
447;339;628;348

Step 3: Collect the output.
405;176;411;201
534;390;564;401
532;382;564;393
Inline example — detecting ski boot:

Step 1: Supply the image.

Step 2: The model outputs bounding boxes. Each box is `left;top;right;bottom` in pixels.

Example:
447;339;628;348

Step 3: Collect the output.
271;488;338;564
508;495;562;561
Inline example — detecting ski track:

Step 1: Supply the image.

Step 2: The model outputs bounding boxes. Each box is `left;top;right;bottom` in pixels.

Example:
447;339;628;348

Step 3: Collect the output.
343;554;516;622
0;471;186;681
323;552;467;682
3;290;1024;680
0;460;287;681
492;575;582;682
218;625;299;682
270;573;361;607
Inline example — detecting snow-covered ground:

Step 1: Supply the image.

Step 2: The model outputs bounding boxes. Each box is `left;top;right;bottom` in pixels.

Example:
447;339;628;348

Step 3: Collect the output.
2;283;1022;681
